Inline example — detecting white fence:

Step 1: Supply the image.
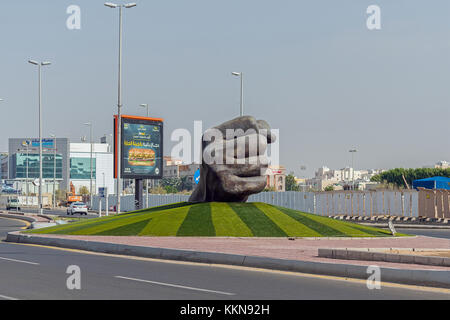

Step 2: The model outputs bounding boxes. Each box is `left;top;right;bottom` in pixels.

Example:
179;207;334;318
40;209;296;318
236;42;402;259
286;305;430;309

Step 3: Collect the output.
92;190;419;217
314;190;418;217
92;194;190;212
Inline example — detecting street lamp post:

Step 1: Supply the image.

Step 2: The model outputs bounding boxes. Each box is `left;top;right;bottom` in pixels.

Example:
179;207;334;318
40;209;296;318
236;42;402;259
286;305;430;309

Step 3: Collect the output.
50;134;57;208
140;103;150;208
232;72;244;117
105;2;137;214
349;149;357;190
84;123;93;208
22;141;30;206
28;60;51;215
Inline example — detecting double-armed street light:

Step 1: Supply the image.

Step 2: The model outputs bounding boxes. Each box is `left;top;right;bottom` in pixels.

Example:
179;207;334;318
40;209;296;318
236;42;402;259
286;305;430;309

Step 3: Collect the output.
28;59;51;215
104;2;137;214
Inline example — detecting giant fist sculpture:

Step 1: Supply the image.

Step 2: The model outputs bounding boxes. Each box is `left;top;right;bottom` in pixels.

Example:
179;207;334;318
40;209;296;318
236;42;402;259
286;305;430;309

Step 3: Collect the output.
189;116;276;202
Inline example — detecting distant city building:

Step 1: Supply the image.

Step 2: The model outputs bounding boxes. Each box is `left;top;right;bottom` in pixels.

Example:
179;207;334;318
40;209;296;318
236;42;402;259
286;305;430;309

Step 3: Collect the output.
306;166;384;191
266;165;286;192
423;161;450;169
163;156;199;185
2;138;114;196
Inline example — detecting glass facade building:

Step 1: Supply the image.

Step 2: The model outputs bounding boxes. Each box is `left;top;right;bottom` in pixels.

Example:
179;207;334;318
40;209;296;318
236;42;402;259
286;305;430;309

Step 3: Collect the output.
70;157;96;180
14;153;63;179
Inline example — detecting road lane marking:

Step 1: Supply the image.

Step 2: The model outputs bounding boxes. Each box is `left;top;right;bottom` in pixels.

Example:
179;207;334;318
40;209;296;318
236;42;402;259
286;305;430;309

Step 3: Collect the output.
0;294;19;300
0;256;40;265
115;276;235;296
9;242;450;295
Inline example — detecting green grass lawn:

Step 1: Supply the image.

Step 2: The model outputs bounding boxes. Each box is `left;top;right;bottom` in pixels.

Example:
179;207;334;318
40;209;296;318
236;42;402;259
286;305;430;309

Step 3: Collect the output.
27;202;406;237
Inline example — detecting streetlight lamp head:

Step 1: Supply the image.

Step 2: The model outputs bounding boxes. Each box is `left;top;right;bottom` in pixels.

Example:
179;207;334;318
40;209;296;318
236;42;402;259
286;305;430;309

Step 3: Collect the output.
41;61;51;66
104;2;118;8
232;72;241;76
140;104;148;107
28;60;39;65
125;3;137;8
84;122;92;126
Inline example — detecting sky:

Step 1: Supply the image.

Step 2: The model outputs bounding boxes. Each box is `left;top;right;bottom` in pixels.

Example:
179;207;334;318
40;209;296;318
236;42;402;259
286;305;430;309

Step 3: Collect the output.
1;0;450;178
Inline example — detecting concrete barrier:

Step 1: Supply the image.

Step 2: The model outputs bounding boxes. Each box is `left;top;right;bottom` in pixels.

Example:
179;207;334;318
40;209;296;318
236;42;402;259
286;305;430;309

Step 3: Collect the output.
318;248;450;267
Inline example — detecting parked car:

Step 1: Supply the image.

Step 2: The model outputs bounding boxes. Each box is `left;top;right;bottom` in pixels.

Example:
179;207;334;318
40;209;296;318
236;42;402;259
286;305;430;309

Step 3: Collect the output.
6;198;20;211
67;202;88;215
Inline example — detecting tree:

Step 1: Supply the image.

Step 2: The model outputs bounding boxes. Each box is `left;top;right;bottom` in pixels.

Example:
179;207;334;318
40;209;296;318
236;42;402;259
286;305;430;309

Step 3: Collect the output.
161;177;182;194
324;185;334;191
371;168;450;188
79;186;89;196
285;173;300;191
180;176;194;191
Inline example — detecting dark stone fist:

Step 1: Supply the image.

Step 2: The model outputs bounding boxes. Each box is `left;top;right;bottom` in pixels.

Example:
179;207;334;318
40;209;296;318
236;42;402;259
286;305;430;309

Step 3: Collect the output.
189;116;276;202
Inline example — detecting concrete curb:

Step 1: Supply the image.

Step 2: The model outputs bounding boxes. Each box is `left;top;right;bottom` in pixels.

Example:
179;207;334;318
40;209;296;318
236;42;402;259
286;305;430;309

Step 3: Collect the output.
0;214;36;226
6;231;450;289
318;248;450;268
358;223;450;230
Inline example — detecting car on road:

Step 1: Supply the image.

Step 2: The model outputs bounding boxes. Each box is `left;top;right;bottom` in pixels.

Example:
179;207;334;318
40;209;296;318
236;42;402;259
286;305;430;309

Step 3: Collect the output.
6;198;21;211
67;202;88;215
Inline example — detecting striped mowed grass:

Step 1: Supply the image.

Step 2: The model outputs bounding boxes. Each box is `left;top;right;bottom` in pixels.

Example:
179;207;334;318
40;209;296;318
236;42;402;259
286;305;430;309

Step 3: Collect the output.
28;202;401;237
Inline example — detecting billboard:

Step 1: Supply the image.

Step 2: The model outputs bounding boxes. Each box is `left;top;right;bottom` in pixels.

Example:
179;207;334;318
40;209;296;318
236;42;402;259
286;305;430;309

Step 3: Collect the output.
114;115;164;179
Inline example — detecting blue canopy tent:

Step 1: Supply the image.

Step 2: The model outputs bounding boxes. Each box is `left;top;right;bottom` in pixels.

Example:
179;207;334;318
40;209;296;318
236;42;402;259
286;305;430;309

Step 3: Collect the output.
412;176;450;190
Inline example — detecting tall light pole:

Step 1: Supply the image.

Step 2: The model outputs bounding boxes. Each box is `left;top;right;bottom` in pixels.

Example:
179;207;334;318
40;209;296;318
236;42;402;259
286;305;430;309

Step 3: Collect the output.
232;72;244;117
349;149;357;190
84;122;93;208
105;2;137;214
21;140;30;206
140;103;149;117
50;134;57;208
140;103;150;208
28;60;51;215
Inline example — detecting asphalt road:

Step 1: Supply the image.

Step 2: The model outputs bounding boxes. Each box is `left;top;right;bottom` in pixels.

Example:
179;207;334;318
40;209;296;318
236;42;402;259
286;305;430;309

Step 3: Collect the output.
0;217;449;300
398;228;450;239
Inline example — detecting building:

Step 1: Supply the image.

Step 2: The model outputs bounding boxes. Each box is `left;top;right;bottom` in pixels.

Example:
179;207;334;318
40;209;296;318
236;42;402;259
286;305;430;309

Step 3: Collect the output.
3;138;114;197
306;166;384;191
69;142;114;195
163;156;199;186
423;161;450;169
266;165;286;191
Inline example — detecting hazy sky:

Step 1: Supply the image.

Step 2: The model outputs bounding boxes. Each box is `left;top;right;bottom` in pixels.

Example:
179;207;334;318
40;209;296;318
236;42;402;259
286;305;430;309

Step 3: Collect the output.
1;0;449;177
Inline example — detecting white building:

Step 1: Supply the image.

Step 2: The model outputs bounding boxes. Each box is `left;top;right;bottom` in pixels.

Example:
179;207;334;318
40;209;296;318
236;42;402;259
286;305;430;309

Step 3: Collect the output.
306;166;384;191
69;143;114;196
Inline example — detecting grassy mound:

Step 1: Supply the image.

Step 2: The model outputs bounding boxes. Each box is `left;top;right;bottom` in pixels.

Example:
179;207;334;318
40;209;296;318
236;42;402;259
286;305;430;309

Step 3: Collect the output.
28;202;404;237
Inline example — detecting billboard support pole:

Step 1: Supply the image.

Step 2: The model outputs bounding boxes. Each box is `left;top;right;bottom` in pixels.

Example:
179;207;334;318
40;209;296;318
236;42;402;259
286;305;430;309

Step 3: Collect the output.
135;179;143;210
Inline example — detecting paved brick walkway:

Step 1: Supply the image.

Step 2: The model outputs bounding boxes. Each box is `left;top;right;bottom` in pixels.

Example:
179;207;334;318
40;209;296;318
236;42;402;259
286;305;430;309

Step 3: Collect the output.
23;234;450;271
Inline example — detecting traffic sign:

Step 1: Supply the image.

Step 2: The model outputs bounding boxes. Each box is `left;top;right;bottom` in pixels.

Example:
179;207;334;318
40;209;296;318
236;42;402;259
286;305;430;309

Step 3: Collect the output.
99;187;108;198
194;169;200;185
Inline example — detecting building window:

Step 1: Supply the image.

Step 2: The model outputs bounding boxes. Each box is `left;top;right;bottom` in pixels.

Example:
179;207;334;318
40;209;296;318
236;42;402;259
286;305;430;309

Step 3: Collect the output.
15;153;63;179
70;157;96;179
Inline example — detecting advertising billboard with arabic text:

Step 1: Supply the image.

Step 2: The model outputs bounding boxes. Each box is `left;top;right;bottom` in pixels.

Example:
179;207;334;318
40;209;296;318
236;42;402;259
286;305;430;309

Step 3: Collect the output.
114;115;164;179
